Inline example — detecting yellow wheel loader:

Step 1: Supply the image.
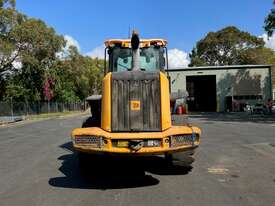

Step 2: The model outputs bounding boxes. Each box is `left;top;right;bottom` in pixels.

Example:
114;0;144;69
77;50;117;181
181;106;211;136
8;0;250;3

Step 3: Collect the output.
71;31;201;164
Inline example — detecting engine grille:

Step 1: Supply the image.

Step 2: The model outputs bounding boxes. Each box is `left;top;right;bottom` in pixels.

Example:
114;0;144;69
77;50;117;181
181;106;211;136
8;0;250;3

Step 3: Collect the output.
111;71;161;132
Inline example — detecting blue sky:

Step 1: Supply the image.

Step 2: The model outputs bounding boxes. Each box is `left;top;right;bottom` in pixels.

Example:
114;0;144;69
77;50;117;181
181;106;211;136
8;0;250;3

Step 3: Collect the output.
16;0;274;67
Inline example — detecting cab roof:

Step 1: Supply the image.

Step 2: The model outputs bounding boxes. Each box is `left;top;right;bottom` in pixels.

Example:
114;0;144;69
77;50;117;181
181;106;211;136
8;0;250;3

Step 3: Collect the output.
104;38;168;48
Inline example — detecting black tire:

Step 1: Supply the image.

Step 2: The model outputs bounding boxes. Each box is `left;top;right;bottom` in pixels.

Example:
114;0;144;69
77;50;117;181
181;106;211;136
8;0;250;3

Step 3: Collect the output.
164;153;174;165
186;149;195;156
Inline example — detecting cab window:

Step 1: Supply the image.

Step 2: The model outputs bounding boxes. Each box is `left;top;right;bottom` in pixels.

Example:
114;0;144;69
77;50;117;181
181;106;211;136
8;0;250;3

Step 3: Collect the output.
108;45;165;72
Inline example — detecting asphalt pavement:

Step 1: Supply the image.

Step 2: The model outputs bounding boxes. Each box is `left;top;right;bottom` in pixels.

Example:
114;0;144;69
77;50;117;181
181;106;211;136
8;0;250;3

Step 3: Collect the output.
0;113;275;206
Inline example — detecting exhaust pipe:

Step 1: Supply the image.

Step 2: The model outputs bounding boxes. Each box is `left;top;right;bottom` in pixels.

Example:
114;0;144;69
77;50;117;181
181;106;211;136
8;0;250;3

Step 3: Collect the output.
131;30;140;71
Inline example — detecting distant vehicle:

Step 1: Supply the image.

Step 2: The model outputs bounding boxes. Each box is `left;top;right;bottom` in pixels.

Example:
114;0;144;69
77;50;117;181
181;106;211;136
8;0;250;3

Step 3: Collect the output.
271;101;275;113
252;103;265;114
244;104;253;114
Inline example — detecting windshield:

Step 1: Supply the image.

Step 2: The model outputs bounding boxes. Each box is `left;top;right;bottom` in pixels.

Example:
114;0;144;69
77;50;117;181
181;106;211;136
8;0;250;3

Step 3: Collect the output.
109;46;165;72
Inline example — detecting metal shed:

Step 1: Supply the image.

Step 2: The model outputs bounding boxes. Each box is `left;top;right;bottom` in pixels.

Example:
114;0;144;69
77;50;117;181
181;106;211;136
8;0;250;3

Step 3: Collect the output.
168;65;272;112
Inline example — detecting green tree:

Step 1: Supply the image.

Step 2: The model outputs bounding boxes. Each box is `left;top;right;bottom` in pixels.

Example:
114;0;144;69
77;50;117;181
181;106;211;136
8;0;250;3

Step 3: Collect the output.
0;0;24;99
0;0;25;74
1;1;103;103
3;82;29;102
264;1;275;37
5;18;65;101
189;26;264;66
0;0;15;9
1;16;65;101
238;47;275;65
53;46;103;102
239;47;275;88
10;18;65;68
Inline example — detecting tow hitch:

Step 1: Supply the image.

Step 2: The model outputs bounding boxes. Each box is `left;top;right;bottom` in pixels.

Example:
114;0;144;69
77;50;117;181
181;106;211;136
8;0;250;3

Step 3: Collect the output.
129;140;144;151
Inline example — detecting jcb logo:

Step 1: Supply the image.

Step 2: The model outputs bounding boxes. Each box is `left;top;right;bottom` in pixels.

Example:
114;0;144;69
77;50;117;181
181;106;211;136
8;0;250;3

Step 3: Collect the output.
130;100;140;111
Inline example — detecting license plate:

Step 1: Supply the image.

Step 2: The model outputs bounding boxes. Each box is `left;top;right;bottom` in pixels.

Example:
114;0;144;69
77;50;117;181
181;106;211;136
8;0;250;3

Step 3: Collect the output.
117;140;129;147
147;140;155;146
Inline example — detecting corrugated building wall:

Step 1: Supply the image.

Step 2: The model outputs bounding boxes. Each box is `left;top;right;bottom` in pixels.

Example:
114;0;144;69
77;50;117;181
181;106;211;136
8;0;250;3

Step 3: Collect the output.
168;65;272;112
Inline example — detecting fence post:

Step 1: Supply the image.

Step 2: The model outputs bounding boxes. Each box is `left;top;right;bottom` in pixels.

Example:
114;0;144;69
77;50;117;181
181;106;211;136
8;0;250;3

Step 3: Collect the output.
24;101;26;116
27;101;29;116
10;97;13;118
38;101;40;114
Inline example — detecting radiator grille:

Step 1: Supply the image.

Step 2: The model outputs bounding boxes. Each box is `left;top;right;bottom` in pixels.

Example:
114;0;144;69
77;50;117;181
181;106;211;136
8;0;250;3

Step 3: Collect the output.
111;71;161;132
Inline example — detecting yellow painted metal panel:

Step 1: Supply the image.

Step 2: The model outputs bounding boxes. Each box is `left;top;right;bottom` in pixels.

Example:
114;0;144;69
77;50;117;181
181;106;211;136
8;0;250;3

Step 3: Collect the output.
72;125;201;139
160;72;172;130
101;72;112;131
74;144;198;156
71;125;201;155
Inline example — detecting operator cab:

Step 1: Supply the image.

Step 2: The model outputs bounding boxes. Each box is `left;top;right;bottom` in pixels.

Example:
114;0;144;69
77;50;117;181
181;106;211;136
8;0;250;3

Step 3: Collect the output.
104;39;168;74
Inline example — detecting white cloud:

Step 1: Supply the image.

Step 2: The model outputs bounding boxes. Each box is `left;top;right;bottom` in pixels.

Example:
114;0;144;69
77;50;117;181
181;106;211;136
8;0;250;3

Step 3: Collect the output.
57;35;81;59
168;48;190;69
85;45;105;59
259;33;275;50
64;35;80;52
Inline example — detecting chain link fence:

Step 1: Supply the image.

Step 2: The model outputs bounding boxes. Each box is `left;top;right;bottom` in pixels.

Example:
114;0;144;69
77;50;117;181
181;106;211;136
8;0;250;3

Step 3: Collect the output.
0;101;86;122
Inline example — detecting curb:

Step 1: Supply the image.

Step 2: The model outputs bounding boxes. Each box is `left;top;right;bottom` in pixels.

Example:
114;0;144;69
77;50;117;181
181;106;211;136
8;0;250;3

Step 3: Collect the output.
0;112;89;128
